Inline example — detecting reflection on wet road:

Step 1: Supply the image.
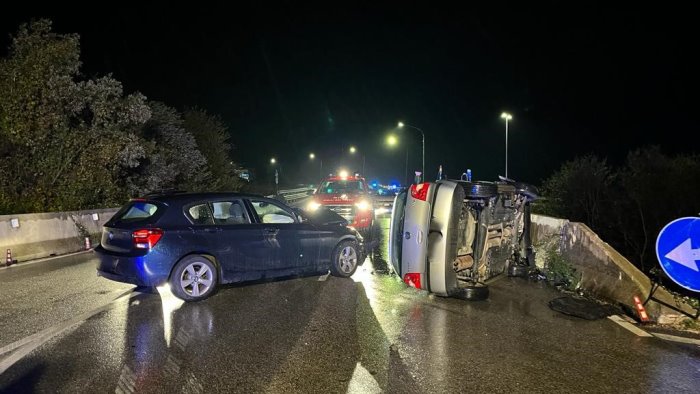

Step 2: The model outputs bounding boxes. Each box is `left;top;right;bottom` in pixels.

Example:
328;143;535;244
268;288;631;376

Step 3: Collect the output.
1;215;699;392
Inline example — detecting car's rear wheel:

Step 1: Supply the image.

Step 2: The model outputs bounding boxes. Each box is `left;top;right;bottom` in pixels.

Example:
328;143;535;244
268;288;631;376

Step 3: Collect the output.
330;240;360;278
170;255;218;301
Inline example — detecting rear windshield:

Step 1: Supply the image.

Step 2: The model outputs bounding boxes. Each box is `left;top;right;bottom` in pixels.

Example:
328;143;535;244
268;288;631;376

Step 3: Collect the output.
318;180;365;194
110;201;165;225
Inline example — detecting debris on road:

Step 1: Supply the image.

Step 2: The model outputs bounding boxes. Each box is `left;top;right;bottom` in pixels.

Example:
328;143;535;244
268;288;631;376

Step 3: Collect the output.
549;296;621;320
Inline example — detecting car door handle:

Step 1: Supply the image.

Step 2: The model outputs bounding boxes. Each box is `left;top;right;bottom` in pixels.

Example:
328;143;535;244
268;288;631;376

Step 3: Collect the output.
265;228;279;234
204;228;222;233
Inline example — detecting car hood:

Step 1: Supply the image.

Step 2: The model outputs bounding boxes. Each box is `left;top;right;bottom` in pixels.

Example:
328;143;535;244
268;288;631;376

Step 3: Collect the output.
304;208;349;226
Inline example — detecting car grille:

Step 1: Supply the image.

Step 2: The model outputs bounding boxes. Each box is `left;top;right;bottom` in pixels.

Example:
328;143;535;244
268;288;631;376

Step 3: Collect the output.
326;205;354;221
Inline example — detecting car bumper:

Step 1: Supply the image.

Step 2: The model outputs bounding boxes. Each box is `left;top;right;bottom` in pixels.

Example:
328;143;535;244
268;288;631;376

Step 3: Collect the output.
94;245;169;287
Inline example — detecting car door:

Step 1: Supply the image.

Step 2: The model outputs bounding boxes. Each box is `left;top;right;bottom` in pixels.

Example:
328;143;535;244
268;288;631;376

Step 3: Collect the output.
208;199;269;281
247;198;310;273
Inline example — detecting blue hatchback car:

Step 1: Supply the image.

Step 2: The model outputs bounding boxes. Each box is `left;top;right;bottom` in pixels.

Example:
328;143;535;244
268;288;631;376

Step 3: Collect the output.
95;192;364;301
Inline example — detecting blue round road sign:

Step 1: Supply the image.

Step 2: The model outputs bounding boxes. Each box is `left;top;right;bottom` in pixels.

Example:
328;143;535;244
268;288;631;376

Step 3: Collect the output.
656;217;700;292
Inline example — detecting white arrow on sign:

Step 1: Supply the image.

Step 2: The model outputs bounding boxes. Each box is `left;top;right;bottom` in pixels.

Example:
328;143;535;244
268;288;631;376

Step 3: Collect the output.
664;238;700;272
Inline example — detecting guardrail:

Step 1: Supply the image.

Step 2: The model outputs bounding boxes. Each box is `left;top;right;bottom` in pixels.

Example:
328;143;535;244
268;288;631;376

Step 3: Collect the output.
277;187;316;203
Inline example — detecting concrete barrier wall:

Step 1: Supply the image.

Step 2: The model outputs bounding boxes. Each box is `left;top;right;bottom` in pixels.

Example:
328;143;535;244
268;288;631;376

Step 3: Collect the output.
0;208;119;262
531;214;696;322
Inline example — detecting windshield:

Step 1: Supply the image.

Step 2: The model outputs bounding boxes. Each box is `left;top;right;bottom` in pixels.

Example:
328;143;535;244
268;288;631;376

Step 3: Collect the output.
318;180;365;194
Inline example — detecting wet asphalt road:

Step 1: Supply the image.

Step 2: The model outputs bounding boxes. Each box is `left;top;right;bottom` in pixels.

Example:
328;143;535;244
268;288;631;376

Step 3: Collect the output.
1;217;699;393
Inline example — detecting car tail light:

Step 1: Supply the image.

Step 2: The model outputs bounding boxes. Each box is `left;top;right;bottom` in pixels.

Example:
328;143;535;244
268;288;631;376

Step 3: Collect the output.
410;183;430;201
403;273;422;289
132;228;163;249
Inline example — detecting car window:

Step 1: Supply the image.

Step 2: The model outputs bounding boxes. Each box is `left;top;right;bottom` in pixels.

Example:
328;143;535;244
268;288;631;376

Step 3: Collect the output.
249;200;295;224
211;201;250;225
318;180;365;194
112;201;164;225
188;203;214;225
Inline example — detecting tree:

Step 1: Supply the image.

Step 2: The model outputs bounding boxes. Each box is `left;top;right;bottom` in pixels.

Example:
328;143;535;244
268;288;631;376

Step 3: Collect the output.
616;147;700;271
183;108;243;191
539;154;612;230
124;102;209;195
0;20;150;213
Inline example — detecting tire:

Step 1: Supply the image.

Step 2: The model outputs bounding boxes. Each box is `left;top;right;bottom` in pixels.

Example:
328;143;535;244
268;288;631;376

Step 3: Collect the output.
330;240;360;278
169;255;218;302
456;181;498;199
513;182;539;199
455;284;490;301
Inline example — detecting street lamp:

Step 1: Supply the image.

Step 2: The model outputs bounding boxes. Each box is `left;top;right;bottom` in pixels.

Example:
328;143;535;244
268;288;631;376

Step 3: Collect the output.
270;157;278;194
500;112;513;179
386;133;409;186
309;152;323;180
348;146;365;175
397;121;425;182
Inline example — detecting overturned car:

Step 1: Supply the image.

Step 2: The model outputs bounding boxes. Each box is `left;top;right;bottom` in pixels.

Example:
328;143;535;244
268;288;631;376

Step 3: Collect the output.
388;178;538;300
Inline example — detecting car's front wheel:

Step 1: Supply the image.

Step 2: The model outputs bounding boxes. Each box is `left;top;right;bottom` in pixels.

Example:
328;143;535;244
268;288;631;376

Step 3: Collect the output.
330;240;360;278
169;255;218;301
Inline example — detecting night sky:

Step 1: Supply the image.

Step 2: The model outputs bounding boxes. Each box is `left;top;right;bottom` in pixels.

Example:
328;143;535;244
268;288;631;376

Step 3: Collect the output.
2;4;697;185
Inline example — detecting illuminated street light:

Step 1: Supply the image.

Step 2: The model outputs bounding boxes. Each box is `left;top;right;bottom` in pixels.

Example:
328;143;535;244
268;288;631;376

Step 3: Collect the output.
309;153;322;180
397;121;425;181
500;112;513;179
386;133;409;186
270;158;279;194
348;146;365;175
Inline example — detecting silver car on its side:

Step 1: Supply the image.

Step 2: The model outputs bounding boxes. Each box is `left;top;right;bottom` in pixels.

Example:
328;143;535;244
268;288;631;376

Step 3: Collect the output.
389;179;538;300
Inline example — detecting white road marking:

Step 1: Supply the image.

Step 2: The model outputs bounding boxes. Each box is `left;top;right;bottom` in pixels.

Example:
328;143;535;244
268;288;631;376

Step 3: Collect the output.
0;250;93;271
607;315;653;337
0;288;138;374
318;272;330;281
651;332;700;346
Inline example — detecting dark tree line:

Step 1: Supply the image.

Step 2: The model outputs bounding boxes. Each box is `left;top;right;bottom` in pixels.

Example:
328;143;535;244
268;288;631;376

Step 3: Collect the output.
537;147;700;278
0;20;244;214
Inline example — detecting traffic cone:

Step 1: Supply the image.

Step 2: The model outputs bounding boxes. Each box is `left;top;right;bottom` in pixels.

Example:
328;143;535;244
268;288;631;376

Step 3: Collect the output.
84;237;92;250
633;296;650;323
6;249;12;267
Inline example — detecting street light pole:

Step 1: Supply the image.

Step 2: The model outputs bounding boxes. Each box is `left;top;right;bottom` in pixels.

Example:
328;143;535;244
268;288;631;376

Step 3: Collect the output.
349;146;366;175
309;153;323;181
398;122;425;182
500;112;512;179
270;157;278;194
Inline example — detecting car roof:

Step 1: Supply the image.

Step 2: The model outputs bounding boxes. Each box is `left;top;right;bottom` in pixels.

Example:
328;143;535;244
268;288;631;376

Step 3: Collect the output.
134;191;268;204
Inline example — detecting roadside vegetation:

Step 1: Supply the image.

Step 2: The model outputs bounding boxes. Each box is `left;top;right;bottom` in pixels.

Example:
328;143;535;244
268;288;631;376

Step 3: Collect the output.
0;20;244;214
536;151;700;306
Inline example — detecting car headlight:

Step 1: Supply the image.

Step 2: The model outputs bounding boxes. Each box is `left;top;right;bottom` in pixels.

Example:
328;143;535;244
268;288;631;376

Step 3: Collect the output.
306;201;321;211
355;200;372;211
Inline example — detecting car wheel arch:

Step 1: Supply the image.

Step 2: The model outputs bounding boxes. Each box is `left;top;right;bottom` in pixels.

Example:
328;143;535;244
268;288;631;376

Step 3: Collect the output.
170;252;222;284
336;234;363;261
